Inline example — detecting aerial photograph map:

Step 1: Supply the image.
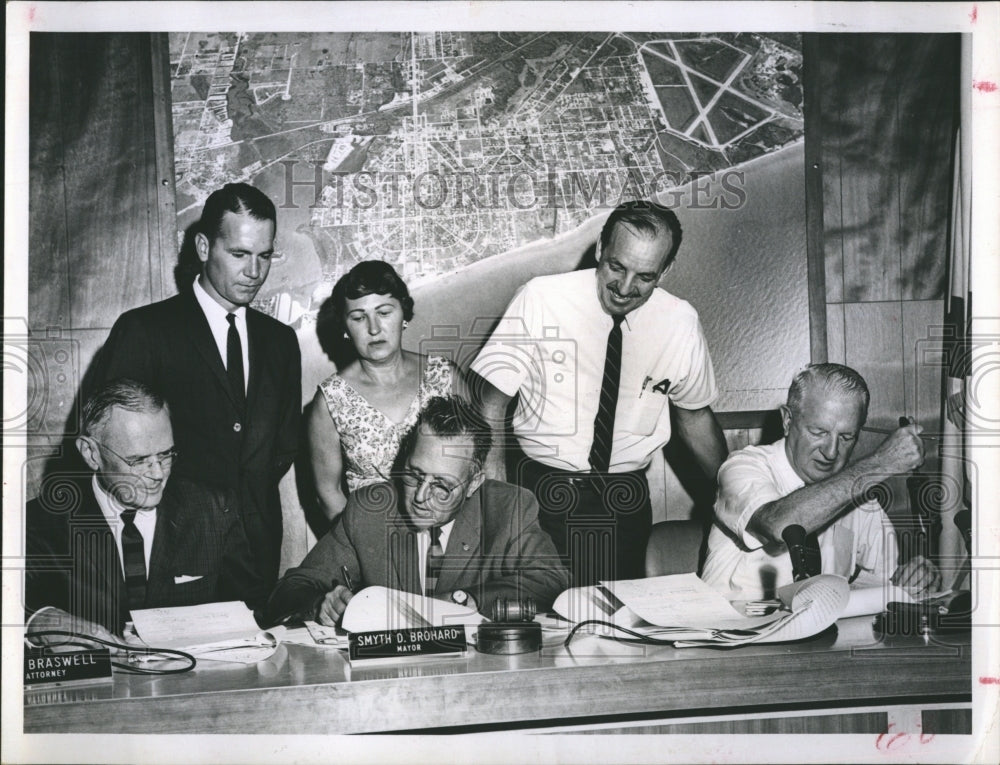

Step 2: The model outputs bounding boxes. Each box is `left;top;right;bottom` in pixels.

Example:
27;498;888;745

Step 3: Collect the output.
169;32;803;327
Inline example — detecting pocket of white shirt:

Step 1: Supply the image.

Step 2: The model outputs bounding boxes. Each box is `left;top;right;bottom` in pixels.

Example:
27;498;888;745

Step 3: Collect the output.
621;388;669;437
174;574;204;584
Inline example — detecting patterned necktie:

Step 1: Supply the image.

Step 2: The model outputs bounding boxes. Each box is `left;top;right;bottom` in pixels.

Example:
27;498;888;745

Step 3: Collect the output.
226;313;246;410
120;509;147;610
589;315;625;474
425;526;444;597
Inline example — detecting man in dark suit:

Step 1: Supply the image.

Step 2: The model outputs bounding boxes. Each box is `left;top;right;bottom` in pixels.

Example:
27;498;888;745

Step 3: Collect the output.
25;379;267;645
95;183;301;587
264;396;569;627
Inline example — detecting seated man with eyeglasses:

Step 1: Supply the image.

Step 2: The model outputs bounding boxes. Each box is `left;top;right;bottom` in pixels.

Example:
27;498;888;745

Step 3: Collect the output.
25;378;267;647
264;396;569;627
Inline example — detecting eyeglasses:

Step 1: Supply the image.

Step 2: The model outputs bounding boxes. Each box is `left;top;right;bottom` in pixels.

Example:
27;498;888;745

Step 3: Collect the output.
92;440;178;473
399;470;464;503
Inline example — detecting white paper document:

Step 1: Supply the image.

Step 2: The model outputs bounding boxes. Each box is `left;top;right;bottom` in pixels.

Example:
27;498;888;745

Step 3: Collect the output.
340;586;485;636
603;573;785;630
841;583;914;618
131;601;282;663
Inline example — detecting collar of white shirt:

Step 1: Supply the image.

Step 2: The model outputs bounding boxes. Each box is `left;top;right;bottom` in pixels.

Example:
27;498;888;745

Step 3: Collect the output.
193;275;246;325
770;438;808;496
91;473;157;571
192;277;249;383
589;270;638;331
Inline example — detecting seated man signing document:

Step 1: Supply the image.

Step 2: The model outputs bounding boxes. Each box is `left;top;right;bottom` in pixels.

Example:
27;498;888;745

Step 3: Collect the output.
264;396;568;626
25;379;266;646
701;363;941;600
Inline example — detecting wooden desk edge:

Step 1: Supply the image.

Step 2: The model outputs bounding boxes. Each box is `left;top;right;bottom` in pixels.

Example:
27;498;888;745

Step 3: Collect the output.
24;646;971;735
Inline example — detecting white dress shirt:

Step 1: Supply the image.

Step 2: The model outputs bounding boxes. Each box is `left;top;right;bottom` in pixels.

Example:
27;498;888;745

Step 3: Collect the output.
700;439;895;599
417;520;455;594
193;277;249;392
471;269;718;472
92;474;157;576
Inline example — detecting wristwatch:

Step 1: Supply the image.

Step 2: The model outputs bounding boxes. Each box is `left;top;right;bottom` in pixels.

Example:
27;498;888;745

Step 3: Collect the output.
451;590;475;609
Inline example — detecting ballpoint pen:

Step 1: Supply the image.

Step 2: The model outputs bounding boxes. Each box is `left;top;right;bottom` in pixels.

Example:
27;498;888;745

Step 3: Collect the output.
341;566;358;594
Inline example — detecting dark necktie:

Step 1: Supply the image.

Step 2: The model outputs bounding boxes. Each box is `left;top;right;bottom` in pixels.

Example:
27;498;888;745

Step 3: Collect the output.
589;315;625;474
120;509;147;610
226;313;246;410
425;526;444;597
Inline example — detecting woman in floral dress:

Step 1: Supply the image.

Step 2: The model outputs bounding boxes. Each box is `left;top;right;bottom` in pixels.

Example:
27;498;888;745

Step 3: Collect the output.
308;261;462;521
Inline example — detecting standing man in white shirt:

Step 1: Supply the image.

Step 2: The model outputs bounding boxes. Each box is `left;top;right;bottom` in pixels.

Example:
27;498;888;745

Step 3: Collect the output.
95;183;301;588
471;201;728;585
701;363;941;599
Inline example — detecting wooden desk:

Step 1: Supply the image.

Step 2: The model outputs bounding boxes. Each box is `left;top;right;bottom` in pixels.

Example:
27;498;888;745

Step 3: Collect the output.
23;618;971;735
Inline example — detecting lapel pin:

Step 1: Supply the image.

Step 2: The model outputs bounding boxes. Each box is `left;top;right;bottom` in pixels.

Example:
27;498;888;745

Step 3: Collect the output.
462;542;470;551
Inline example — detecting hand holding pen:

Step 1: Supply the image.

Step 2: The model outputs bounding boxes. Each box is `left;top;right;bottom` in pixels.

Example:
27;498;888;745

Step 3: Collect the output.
315;566;359;627
341;566;358;594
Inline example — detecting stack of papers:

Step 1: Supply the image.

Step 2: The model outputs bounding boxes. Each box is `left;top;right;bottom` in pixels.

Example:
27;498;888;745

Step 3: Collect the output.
131;601;284;664
553;573;853;647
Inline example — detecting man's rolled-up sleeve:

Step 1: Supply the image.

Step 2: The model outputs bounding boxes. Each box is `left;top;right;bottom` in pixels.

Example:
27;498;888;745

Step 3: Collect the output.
470;284;538;398
715;452;784;551
667;316;718;410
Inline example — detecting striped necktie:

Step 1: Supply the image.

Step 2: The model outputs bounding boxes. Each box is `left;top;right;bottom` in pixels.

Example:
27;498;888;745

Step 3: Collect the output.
425;526;444;597
120;509;147;610
589;314;625;474
226;313;246;410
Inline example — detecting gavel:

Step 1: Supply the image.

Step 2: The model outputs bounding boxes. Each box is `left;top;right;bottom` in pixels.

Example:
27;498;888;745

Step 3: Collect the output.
477;598;541;655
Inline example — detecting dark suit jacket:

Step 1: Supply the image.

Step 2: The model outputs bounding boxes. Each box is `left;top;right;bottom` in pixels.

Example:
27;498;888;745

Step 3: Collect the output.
94;288;301;585
264;480;569;626
25;476;268;636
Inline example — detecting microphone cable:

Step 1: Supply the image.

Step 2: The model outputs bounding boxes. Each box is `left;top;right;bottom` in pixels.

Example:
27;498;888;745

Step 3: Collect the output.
25;630;197;675
563;620;687;648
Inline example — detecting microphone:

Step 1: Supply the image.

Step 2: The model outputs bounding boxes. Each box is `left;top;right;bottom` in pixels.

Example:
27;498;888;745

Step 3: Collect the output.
954;509;972;554
782;524;822;581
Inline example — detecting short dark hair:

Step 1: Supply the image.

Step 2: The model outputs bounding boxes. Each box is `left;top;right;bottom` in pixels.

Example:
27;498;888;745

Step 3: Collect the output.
330;260;415;332
199;183;276;242
787;363;871;419
599;200;682;270
410;396;492;471
82;378;168;437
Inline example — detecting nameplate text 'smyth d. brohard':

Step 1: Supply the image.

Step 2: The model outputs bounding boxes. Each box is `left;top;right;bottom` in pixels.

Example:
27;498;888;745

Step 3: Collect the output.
348;626;467;664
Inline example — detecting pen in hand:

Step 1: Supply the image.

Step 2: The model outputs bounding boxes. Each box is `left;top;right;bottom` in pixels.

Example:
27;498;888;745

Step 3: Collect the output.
341;566;358;594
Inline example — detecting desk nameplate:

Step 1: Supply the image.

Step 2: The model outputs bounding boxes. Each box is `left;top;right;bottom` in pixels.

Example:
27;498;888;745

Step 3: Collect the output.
348;626;467;664
24;648;112;689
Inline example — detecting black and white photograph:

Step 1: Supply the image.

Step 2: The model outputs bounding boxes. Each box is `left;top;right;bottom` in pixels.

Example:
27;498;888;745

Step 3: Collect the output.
3;2;998;763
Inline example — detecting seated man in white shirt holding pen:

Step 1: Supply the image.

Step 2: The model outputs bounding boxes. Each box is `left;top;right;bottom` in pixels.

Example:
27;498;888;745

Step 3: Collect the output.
701;363;941;601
